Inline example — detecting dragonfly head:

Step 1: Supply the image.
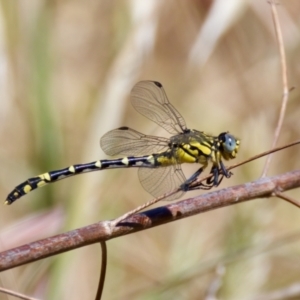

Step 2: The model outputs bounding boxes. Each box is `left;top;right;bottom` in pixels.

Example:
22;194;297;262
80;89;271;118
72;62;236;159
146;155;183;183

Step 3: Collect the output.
218;132;240;160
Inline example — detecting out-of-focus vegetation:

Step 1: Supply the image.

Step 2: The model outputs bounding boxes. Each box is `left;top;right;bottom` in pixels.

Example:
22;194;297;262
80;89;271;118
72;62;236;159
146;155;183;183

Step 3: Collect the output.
1;1;300;299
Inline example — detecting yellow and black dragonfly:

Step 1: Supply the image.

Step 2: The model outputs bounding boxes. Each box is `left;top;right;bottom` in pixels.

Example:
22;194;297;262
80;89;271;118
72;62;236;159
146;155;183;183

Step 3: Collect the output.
5;81;240;205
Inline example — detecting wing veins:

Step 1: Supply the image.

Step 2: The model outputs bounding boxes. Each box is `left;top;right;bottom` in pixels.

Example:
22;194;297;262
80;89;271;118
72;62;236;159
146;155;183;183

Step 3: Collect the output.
100;127;169;156
131;81;187;134
138;164;186;201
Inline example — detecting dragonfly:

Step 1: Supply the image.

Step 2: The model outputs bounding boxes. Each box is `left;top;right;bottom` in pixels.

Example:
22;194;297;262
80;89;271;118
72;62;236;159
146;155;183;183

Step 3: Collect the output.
5;81;240;205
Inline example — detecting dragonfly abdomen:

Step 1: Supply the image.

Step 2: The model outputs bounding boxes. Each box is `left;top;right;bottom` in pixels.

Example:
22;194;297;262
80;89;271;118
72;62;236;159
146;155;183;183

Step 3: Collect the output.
5;155;159;205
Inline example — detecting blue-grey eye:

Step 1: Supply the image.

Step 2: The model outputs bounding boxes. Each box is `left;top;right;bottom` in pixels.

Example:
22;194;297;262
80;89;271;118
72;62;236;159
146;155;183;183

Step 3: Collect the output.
223;133;237;152
218;132;240;160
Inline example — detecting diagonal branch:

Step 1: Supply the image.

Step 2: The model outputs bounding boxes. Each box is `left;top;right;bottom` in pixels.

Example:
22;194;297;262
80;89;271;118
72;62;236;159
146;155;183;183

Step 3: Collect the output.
1;169;300;272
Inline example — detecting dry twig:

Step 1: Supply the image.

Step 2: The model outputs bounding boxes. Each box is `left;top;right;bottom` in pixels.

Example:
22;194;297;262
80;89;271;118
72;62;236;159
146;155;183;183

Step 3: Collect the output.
95;241;107;300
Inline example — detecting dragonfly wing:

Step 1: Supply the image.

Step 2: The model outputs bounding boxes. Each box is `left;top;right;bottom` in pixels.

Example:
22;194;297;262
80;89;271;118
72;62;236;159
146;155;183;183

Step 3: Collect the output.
138;164;186;201
131;81;187;135
100;127;169;156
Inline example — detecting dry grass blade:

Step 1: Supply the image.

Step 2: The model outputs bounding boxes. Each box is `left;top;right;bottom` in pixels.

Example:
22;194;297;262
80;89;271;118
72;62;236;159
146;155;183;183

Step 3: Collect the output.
0;287;38;300
251;283;300;300
261;0;290;177
204;265;225;300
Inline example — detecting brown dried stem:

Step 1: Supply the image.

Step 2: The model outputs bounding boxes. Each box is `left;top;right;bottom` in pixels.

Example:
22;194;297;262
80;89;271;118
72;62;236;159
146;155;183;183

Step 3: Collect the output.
95;241;107;300
261;0;290;177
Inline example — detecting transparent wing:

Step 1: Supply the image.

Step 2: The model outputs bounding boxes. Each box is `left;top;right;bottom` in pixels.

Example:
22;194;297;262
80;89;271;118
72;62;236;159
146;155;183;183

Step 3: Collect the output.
131;81;187;134
100;127;169;156
138;165;186;201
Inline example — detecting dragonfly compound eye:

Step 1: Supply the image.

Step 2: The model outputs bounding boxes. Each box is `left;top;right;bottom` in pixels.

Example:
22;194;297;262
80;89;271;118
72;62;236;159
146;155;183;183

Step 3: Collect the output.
218;132;240;159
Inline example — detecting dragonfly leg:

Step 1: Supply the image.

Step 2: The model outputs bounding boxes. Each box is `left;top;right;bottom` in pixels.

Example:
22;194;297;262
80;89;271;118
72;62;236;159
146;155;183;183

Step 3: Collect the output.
201;165;222;189
180;167;204;191
180;165;219;191
220;161;232;178
204;163;233;188
182;163;233;192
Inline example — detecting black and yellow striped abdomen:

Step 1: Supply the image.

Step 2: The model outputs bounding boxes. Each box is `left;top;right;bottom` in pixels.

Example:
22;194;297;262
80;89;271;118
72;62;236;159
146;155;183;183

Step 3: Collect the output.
5;155;158;204
5;140;217;205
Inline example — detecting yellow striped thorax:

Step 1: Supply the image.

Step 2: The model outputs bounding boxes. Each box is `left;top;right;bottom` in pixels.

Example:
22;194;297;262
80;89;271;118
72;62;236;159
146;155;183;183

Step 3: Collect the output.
167;129;239;166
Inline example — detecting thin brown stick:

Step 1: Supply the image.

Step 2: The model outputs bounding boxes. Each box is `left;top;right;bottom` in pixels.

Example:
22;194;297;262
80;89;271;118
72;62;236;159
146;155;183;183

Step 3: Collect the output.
95;241;107;300
273;191;300;208
1;169;300;272
229;139;300;172
261;0;290;177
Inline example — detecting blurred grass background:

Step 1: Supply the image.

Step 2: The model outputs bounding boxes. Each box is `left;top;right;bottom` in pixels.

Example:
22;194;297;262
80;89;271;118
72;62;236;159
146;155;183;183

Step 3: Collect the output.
1;1;300;299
